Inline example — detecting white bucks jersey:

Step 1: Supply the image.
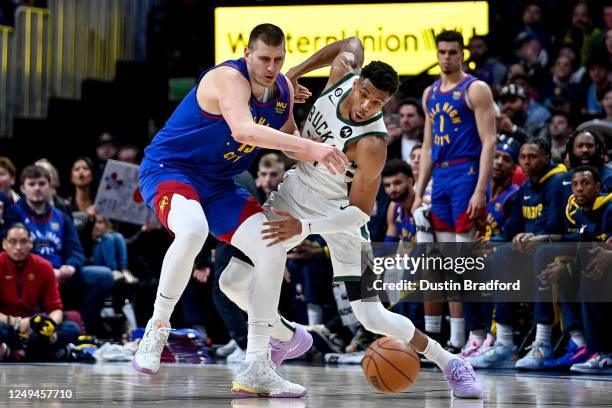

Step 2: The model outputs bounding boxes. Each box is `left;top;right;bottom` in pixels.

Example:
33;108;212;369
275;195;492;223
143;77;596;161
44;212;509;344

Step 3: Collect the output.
295;73;388;199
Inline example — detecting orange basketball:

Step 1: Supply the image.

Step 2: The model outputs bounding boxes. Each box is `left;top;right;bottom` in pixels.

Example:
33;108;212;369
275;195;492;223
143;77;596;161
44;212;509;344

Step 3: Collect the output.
362;336;420;393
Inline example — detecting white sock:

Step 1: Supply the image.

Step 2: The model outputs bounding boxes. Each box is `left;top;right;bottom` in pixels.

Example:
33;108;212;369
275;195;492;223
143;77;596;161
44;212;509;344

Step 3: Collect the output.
152;195;208;322
425;315;442;334
496;323;514;347
535;324;552;346
219;256;294;342
231;213;287;362
450;317;466;348
270;315;294;342
307;303;324;325
468;329;486;346
570;330;586;348
421;336;455;370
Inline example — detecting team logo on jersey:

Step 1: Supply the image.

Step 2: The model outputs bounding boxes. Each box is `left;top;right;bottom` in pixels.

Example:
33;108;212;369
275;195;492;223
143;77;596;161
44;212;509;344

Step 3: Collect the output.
159;196;169;214
495;203;502;212
453;91;461;100
275;101;287;114
51;222;60;231
468;166;476;175
340;126;353;138
334;88;343;97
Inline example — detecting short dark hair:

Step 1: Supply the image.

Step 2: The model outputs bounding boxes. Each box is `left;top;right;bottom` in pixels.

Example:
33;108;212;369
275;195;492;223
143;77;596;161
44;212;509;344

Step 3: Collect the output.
411;143;423;155
398;98;424;118
382;159;413;179
435;30;464;49
524;136;551;157
360;61;399;95
573;165;602;184
5;222;30;237
248;24;285;49
20;165;50;184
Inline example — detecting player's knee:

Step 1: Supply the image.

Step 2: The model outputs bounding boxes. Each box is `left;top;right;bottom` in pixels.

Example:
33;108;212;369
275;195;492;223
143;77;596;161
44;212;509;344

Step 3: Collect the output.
218;259;249;298
351;300;383;333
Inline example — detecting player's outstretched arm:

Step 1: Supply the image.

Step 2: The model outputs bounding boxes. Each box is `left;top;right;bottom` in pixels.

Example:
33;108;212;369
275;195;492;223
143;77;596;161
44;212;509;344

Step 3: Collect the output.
286;36;364;95
467;81;496;220
412;87;433;213
217;68;348;174
261;137;386;245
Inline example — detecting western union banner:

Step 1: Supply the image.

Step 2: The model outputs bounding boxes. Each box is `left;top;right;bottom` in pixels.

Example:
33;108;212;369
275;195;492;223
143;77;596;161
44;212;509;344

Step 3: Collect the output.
214;2;489;76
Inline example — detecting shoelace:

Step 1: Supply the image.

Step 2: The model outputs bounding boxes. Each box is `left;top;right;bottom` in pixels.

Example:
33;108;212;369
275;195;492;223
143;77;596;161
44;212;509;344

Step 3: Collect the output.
142;327;171;354
451;362;476;383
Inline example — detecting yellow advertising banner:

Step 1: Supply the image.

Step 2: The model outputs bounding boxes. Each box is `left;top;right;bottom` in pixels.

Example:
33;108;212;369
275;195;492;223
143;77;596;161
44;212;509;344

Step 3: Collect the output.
215;2;489;76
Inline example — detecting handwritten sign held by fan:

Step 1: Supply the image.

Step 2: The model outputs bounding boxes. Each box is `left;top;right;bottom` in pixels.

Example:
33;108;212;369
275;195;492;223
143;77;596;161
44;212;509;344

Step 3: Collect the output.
94;160;150;225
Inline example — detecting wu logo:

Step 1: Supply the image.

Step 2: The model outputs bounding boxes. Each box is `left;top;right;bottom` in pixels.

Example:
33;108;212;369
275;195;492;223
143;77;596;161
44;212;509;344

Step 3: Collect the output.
340;126;353;138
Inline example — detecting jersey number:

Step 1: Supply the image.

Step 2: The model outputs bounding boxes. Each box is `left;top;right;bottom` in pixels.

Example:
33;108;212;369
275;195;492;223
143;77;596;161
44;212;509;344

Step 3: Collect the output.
224;143;256;163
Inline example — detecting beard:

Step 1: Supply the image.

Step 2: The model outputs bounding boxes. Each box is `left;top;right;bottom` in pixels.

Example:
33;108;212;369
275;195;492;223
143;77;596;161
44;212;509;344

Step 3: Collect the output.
390;189;410;203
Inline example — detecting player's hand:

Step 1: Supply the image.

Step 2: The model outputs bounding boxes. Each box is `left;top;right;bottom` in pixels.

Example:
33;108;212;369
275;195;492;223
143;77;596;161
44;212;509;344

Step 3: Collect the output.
538;262;565;285
466;191;486;220
293;83;312;103
306;141;349;175
262;208;302;247
585;246;612;280
512;232;534;253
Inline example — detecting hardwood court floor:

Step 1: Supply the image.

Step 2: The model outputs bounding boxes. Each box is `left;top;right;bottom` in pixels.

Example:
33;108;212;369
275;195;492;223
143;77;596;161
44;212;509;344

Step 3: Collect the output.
1;362;611;407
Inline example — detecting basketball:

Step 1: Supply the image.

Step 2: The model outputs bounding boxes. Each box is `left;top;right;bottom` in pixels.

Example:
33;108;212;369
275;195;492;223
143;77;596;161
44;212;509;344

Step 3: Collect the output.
362;337;420;393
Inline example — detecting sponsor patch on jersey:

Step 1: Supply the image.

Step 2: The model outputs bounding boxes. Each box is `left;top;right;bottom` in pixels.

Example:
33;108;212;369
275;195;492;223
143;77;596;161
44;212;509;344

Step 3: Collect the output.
340;126;353;138
334;88;343;97
275;101;287;114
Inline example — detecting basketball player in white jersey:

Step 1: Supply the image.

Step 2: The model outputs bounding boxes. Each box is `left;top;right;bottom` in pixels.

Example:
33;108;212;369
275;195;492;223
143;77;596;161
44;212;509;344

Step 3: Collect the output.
220;37;483;399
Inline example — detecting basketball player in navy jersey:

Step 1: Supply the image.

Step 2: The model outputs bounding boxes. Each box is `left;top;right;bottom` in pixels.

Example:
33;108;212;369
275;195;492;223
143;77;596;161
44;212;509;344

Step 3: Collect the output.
412;30;497;353
133;24;347;397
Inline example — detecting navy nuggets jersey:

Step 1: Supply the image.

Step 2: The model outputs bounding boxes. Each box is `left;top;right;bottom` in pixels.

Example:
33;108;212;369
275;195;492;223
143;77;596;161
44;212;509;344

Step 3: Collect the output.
426;75;481;163
564;193;612;242
144;58;291;179
394;203;417;243
482;183;519;241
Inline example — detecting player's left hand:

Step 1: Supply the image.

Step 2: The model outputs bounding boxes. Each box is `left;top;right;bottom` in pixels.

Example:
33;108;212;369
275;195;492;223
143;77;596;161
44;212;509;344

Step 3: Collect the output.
585;246;612;280
262;208;302;246
294;83;312;103
466;191;486;220
538;262;565;285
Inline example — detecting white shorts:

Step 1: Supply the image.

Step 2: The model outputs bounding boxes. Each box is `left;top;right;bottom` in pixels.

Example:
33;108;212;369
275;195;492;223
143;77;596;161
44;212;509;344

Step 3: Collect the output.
265;172;369;281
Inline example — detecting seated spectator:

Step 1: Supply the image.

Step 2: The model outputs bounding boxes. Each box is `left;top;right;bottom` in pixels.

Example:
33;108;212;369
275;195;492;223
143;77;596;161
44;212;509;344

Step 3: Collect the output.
0;156;19;204
582;58;611;119
515;32;550;89
34;158;71;216
117;145;140;164
94;132;118;178
0;223;80;361
386;99;424;163
255;153;285;202
537;111;573;163
3;165;113;334
68;157;97;245
91;214;135;283
467;35;508;91
513;3;553;53
564;2;602;67
497;84;536;140
540;55;582;110
507;76;551;129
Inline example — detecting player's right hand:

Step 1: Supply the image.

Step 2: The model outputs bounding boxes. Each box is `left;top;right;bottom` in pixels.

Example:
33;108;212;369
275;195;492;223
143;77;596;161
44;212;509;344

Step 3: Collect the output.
307;141;349;175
